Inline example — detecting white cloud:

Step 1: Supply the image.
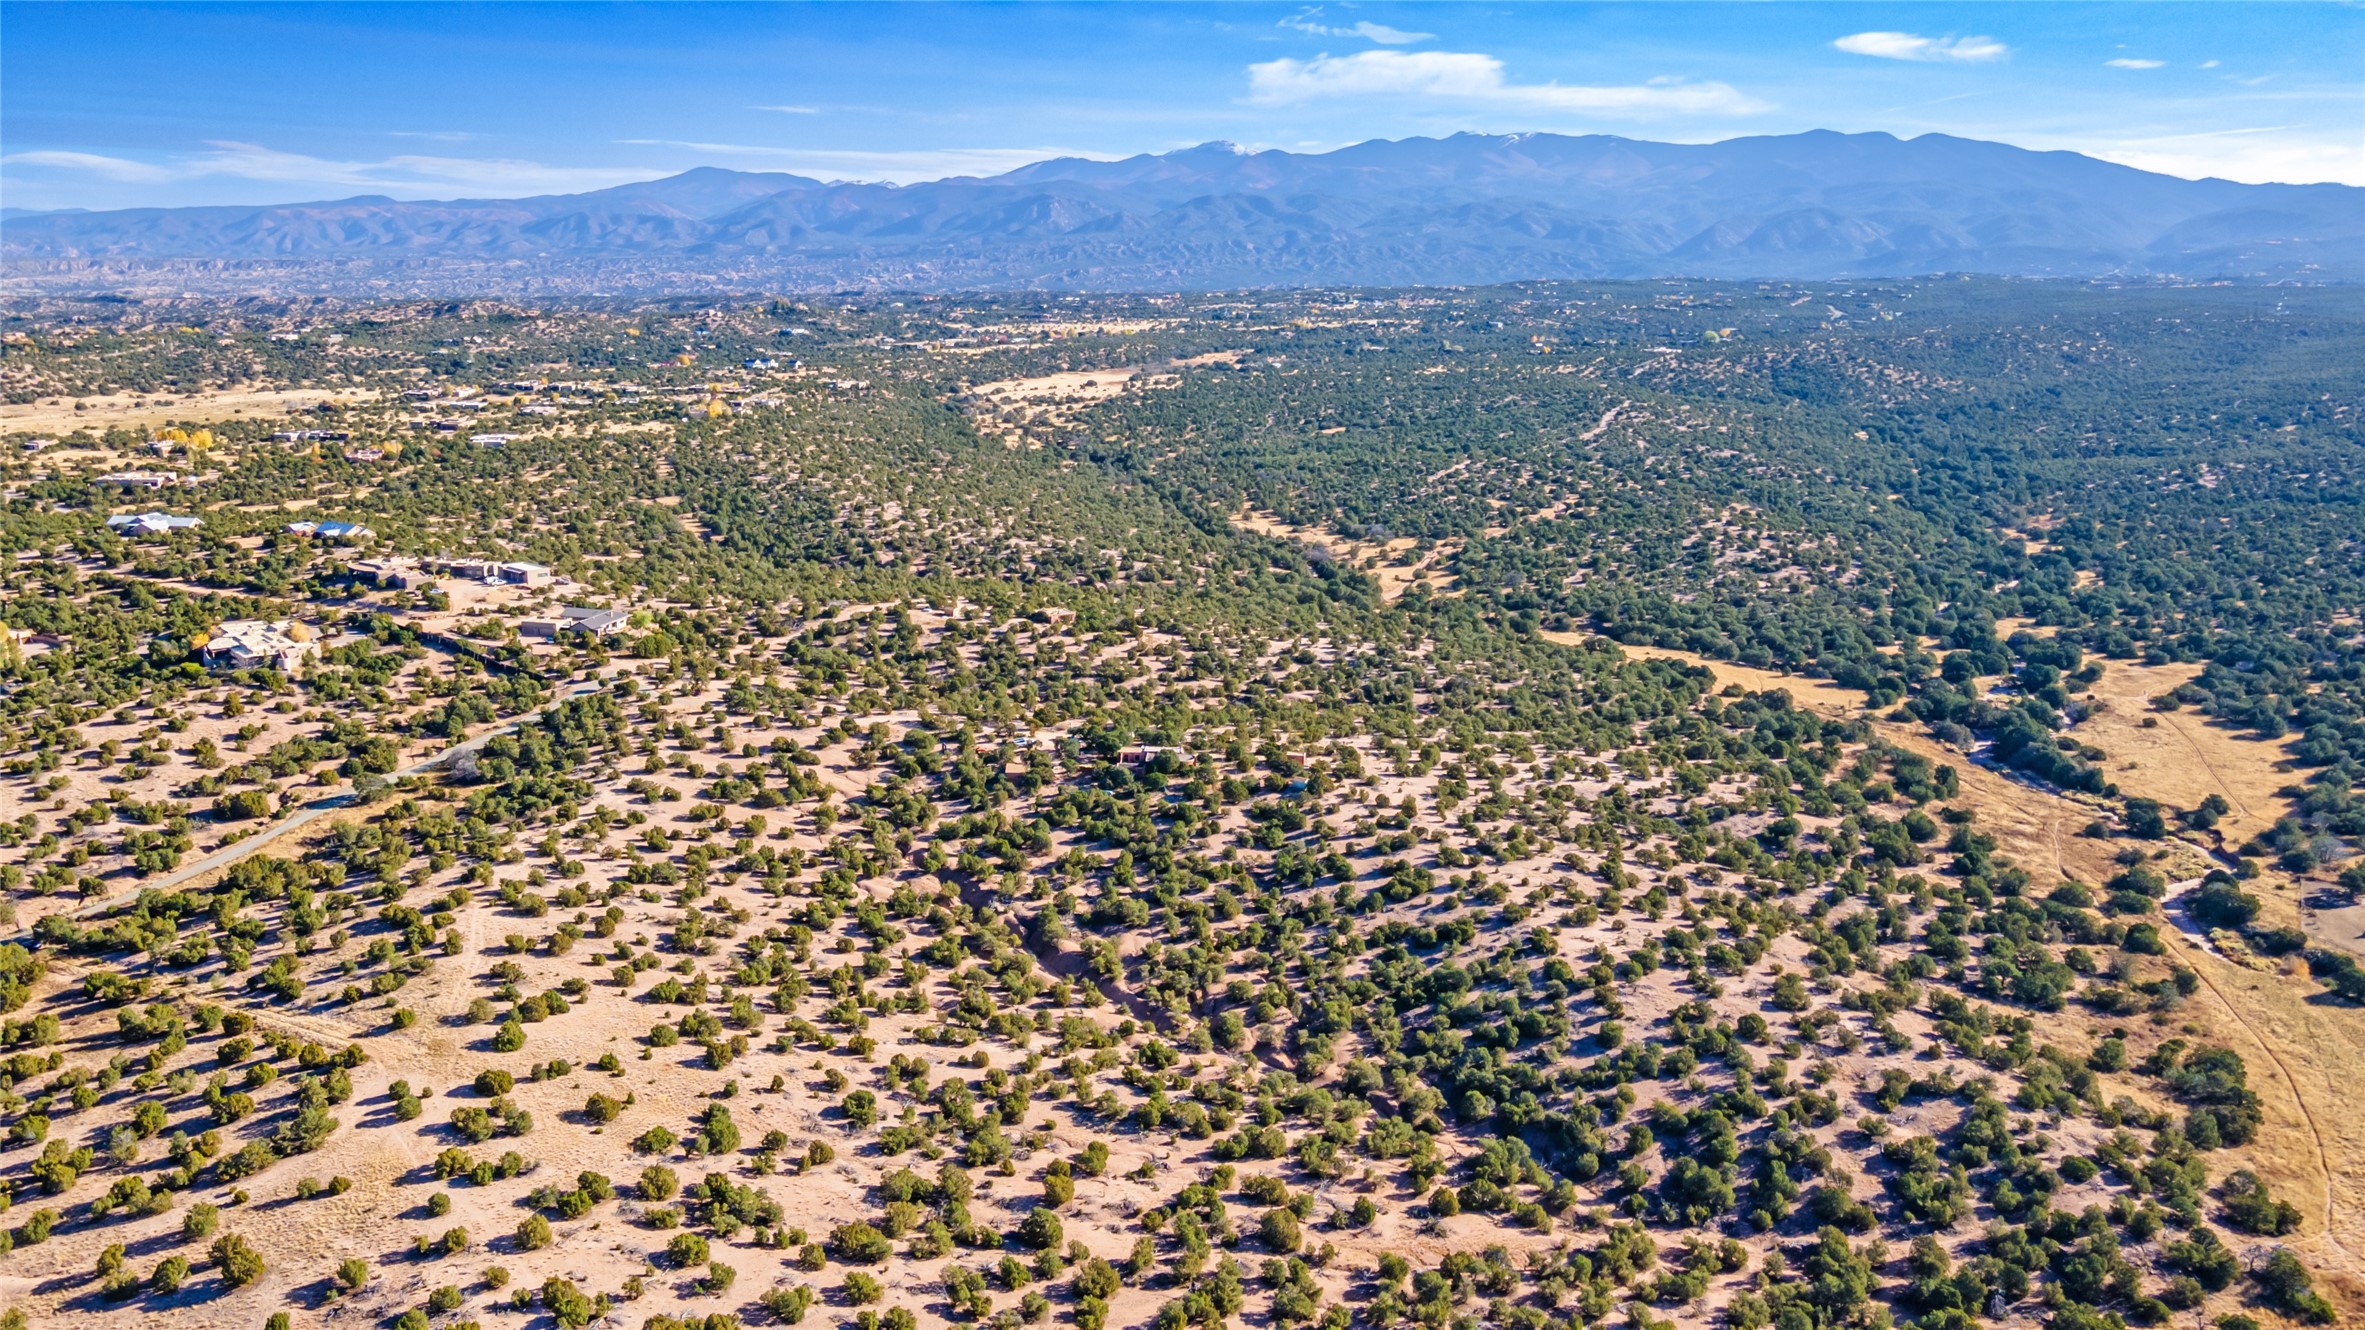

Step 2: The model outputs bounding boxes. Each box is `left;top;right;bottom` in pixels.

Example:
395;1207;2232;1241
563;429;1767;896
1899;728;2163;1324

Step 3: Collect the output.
615;140;1112;183
0;150;178;183
1281;9;1432;45
1347;21;1429;45
2200;60;2221;70
2105;58;2166;70
1833;31;2008;63
2060;126;2364;186
753;105;820;115
1246;49;1768;117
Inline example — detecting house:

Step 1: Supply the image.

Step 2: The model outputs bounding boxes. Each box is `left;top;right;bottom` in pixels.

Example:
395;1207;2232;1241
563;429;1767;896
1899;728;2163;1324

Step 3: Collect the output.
96;471;181;490
742;357;777;370
434;557;501;582
348;556;428;588
470;433;517;447
522;605;630;639
425;557;549;586
199;619;315;673
106;512;202;536
286;519;375;543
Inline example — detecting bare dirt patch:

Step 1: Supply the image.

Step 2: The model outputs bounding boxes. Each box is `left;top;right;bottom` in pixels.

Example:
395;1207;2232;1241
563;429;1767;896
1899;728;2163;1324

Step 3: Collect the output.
1230;509;1459;603
963;353;1246;447
2;387;380;435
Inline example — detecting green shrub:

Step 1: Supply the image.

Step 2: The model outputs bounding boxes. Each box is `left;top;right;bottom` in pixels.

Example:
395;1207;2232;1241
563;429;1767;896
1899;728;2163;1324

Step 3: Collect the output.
211;1233;265;1287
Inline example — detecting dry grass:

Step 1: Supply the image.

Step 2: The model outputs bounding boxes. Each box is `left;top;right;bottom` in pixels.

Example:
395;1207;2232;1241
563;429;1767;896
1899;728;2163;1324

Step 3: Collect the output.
2073;658;2302;848
1;388;379;435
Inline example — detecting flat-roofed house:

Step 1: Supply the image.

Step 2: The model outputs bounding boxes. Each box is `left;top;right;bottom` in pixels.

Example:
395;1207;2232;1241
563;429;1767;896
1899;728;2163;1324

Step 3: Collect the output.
199;619;316;673
348;556;429;588
522;605;630;639
97;471;180;490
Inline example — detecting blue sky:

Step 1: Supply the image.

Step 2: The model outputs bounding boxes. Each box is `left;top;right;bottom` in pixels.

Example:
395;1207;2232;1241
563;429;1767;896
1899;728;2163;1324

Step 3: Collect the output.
3;2;2359;211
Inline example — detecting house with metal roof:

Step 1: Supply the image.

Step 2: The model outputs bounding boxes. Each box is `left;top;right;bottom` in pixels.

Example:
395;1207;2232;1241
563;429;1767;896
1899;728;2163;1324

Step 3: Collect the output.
105;512;202;536
286;519;376;542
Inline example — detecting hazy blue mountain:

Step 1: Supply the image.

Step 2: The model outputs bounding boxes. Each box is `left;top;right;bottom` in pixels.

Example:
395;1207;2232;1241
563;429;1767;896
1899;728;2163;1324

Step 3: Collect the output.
6;132;2355;288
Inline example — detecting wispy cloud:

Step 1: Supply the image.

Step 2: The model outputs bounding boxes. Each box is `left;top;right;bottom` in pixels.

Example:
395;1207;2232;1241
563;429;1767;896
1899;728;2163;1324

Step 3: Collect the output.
386;130;480;143
1;150;179;183
614;140;1111;183
1246;50;1768;117
1833;32;2008;63
2104;58;2166;70
1280;9;1432;46
753;105;820;115
2;141;653;196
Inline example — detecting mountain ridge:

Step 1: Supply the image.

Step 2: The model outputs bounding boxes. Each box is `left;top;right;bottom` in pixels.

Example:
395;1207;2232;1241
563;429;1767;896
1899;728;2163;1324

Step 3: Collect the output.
5;130;2356;291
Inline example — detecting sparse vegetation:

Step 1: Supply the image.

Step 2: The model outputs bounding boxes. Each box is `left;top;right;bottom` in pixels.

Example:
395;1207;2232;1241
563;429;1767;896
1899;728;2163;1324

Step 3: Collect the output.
0;283;2355;1329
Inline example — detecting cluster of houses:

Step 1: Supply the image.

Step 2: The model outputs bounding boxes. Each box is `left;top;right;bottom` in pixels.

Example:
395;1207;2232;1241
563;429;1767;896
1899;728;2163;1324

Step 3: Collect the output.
347;555;553;588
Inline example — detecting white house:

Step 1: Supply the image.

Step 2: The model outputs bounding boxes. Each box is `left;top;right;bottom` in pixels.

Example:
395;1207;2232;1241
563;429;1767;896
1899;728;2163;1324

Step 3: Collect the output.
287;519;376;542
106;512;202;536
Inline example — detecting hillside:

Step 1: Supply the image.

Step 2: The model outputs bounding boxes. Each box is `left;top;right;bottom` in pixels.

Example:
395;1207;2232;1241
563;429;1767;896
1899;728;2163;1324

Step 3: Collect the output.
4;132;2358;297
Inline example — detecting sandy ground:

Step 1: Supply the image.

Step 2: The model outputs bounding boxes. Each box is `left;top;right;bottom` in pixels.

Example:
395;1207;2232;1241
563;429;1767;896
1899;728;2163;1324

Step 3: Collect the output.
2;388;380;437
1229;511;1459;605
963;353;1245;448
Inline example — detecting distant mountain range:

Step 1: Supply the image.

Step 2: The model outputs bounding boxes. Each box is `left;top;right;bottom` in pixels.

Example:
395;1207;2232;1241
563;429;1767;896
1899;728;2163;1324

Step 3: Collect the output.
5;131;2357;294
